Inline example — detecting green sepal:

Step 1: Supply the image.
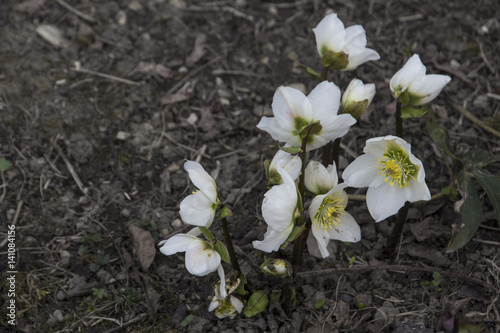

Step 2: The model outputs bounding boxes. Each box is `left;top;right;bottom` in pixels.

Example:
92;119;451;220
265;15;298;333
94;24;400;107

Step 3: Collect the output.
296;186;304;212
279;146;302;154
219;205;232;219
280;223;305;250
0;158;12;172
342;99;369;119
472;168;500;227
401;106;427;119
294;63;322;80
244;290;269;318
299;121;322;139
214;241;230;263
199;226;214;241
321;50;349;70
446;171;483;252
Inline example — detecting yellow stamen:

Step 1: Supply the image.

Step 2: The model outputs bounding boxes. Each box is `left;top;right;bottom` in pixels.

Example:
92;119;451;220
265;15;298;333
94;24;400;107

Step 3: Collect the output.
377;147;417;188
314;195;345;230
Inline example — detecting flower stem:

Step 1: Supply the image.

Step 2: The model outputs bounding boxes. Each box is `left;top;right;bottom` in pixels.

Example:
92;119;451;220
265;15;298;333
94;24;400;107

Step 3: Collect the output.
221;217;241;273
383;201;409;258
395;99;403;138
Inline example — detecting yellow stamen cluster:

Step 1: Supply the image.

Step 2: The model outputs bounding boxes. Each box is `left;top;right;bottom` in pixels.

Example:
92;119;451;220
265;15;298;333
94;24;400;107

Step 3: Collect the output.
377;148;417;187
314;195;345;230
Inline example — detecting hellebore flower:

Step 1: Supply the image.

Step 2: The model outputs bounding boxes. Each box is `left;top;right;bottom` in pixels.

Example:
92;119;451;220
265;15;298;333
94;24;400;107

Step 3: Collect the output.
304;160;338;195
208;272;244;319
309;184;361;258
179;160;220;227
267;147;302;185
158;230;221;276
313;13;380;70
342;135;431;222
257;81;356;151
390;54;451;105
341;78;376;119
253;165;298;252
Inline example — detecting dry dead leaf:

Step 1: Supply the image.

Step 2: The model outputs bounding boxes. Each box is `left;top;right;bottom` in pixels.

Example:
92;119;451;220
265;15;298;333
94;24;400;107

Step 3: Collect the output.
129;224;156;272
13;0;46;14
135;62;173;78
161;92;193;105
36;25;67;48
186;33;207;67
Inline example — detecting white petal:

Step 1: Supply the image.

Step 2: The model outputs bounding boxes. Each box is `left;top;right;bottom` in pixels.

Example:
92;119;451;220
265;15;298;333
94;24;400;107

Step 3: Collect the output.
272;86;314;130
390;54;426;93
317;113;356;142
327;212;361;243
261;167;297;232
408;74;451;105
305;161;336;194
185;240;221;276
342;25;367;53
252;223;294;252
366;185;407;222
158;234;197;255
184;161;218;203
179;191;216;227
308;81;341;120
313;13;346;54
342;153;384;188
257;116;296;144
269;149;302;182
406;179;431;202
230;296;244;313
311;226;331;258
208;298;219;312
217;264;227;299
345;48;380;70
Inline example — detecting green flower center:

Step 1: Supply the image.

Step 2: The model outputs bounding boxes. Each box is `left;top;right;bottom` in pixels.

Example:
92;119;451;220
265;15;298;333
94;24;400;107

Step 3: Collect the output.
377;147;417;188
314;195;345;230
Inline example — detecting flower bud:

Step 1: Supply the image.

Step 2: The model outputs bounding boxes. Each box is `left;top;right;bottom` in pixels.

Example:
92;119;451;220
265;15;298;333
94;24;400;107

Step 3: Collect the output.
260;258;293;277
341;79;375;119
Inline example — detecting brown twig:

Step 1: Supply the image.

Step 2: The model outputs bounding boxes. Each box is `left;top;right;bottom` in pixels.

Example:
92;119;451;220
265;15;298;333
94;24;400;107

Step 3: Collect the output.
71;66;140;86
54;0;97;24
49;138;88;196
453;105;500;139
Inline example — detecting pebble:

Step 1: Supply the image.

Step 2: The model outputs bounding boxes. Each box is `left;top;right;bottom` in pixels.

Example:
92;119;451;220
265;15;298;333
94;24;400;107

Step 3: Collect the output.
56;290;66;301
171;218;183;229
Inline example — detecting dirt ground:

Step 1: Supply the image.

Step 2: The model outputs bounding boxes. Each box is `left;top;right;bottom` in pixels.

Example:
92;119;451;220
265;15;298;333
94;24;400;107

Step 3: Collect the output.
1;0;499;332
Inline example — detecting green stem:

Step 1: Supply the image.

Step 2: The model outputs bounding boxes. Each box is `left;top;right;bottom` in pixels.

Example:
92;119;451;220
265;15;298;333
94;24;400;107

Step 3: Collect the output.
320;67;329;81
221;217;241;273
395;99;403;138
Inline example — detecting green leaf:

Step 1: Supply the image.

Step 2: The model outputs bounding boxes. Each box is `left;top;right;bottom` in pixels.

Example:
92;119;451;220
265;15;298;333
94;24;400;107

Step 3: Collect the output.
280;224;305;250
199;226;214;241
473;168;500;227
401;106;427;119
446;171;483;252
0;158;12;172
244;290;269;318
180;314;194;327
426;114;455;157
214;241;230;264
235;273;247;296
218;205;232;219
314;298;325;309
464;149;500;168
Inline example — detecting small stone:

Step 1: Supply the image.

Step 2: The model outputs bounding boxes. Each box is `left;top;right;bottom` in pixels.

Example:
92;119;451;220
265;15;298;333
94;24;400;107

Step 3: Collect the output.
53;309;64;322
287;83;306;94
171;219;183;229
121;208;130;217
56;290;66;301
355;293;372;308
287;51;298;62
128;1;143;11
167;163;179;172
116;10;127;25
60;250;71;267
116;131;130;140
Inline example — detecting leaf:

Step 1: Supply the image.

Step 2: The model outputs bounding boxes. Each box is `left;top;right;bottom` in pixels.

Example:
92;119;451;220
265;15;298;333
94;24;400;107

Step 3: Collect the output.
299;121;322;139
180;314;193;327
294;64;322;80
400;106;427;119
446;171;483;252
129;224;156;272
198;226;214;241
315;298;325;309
244;290;269;318
0;158;13;172
473;168;500;227
218;205;232;219
464;149;500;168
214;241;230;264
279;146;302;155
426;114;455;157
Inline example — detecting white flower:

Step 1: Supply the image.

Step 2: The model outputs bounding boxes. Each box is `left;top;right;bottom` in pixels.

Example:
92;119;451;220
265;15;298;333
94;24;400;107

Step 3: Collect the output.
313;13;380;70
179;160;219;227
390;54;451;105
158;229;221;276
257;81;356;151
304;160;338;195
341;78;376;119
267;148;302;185
309;184;361;258
342;135;431;222
208;271;244;319
253;166;298;252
